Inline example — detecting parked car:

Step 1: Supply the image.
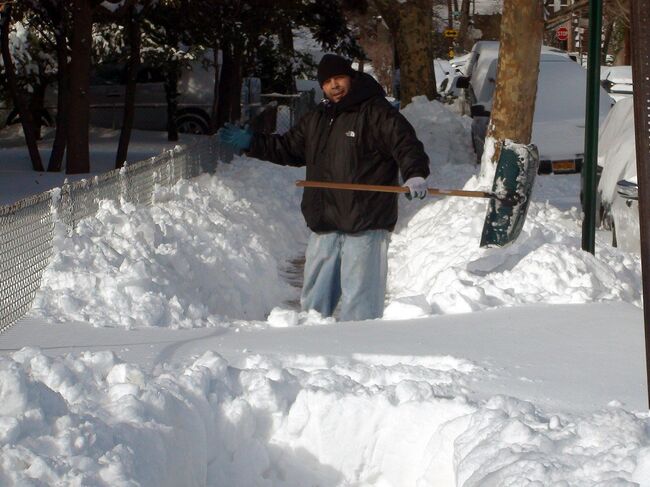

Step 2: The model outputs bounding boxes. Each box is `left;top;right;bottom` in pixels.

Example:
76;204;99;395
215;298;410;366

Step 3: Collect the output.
434;59;463;98
597;96;639;253
459;41;614;174
600;65;633;103
6;59;261;135
448;52;472;75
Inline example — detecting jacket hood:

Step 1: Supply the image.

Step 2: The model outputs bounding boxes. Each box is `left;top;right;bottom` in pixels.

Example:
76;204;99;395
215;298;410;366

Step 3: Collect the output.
320;72;386;113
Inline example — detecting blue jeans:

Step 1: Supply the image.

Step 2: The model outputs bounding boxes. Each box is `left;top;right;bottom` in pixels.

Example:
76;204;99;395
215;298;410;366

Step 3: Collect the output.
300;230;389;321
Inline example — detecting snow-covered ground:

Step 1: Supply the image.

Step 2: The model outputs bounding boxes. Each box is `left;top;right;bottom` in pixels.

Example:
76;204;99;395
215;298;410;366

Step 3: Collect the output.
0;126;203;205
0;98;648;486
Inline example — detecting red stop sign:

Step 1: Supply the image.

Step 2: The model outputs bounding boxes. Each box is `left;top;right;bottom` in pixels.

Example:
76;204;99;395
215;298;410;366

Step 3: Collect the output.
556;26;569;41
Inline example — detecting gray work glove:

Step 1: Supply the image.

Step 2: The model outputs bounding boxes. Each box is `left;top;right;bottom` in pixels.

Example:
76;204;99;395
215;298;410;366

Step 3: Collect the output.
403;176;428;200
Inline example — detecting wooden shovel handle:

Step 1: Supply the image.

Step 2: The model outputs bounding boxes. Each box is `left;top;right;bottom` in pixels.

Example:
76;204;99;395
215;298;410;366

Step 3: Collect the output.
295;180;493;199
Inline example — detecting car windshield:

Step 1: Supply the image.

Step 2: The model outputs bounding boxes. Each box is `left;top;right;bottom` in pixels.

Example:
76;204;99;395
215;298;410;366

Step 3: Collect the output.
534;59;612;122
469;54;612;121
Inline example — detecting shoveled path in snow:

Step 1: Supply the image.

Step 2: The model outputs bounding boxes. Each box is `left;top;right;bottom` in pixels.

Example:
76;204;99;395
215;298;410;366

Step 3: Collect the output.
1;301;645;412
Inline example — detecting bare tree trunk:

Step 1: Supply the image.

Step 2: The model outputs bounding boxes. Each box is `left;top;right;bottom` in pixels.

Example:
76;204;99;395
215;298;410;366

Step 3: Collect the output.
48;7;69;173
229;42;243;123
66;0;92;174
614;22;630;65
216;43;244;126
373;0;437;106
164;63;180;142
30;69;47;140
216;45;235;128
458;0;472;51
602;20;614;64
480;0;544;183
0;5;44;172
115;8;141;168
279;21;297;94
209;44;221;134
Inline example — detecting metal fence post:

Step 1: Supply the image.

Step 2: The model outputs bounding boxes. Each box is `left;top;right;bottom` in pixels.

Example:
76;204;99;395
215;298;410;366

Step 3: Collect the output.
581;0;602;254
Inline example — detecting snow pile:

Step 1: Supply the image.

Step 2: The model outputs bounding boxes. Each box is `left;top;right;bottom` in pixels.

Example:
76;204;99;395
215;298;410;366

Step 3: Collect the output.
2;348;649;486
387;196;641;317
400;96;475;172
30;98;642;328
32;160;309;328
2;96;649;487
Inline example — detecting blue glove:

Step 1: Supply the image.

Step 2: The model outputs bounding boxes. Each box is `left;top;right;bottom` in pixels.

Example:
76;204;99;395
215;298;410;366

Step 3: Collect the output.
218;123;253;151
403;176;428;200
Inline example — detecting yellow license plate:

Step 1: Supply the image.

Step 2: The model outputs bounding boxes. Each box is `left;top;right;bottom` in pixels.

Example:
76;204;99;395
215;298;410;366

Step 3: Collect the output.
552;160;576;173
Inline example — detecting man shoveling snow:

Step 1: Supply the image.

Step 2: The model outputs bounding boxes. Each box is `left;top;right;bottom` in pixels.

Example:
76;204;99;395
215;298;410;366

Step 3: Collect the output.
219;54;430;321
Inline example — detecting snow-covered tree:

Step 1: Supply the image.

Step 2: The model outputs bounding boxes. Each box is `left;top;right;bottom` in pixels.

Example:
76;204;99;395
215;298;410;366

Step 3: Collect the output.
0;2;48;171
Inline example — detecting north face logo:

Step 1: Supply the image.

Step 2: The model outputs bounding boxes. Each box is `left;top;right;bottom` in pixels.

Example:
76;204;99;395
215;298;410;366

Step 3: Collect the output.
345;131;356;137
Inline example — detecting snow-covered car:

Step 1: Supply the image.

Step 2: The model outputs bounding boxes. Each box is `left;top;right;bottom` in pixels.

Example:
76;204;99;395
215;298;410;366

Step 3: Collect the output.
597;96;639;253
600;65;633;103
448;51;471;76
434;59;463;98
460;41;614;174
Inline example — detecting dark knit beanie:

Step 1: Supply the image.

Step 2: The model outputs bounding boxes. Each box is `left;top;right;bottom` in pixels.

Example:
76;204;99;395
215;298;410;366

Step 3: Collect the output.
317;54;356;86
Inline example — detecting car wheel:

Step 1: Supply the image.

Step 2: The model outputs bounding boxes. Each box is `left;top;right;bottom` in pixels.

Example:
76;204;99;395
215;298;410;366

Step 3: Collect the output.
176;112;209;135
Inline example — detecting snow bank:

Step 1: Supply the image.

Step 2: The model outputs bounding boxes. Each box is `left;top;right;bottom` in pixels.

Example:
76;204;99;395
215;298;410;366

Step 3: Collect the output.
387;196;641;317
400;96;475;171
30;98;641;329
3;94;649;487
32;159;309;328
2;348;649;486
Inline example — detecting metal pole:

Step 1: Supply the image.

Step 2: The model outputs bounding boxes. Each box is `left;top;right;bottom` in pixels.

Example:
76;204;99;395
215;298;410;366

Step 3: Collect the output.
630;0;650;409
581;0;602;254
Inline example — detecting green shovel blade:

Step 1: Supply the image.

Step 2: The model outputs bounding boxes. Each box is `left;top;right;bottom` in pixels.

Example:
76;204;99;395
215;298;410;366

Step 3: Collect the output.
480;142;539;248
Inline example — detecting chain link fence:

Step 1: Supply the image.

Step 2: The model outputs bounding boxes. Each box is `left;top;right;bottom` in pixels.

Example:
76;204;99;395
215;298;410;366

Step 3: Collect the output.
0;135;233;333
252;91;316;134
0;90;311;334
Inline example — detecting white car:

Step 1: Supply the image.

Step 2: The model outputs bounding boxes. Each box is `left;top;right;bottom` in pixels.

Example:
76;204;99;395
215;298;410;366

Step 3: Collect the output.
459;41;614;174
434;59;463;98
597;96;639;253
600;65;633;102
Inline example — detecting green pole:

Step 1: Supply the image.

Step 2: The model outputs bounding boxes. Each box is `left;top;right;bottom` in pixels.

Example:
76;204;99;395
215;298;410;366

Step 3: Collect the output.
581;0;602;254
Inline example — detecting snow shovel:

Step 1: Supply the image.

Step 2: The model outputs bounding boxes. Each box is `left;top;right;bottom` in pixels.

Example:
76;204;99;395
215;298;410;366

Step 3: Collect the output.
296;141;539;248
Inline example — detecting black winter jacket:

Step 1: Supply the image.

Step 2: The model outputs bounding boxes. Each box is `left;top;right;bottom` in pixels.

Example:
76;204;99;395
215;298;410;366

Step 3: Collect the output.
248;72;430;233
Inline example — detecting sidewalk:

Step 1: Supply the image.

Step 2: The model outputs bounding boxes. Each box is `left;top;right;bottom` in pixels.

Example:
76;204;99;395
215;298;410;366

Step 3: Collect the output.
1;301;645;412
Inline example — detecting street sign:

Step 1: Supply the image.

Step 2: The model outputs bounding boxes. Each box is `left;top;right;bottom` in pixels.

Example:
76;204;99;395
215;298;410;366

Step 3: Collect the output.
444;29;459;38
556;26;569;41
